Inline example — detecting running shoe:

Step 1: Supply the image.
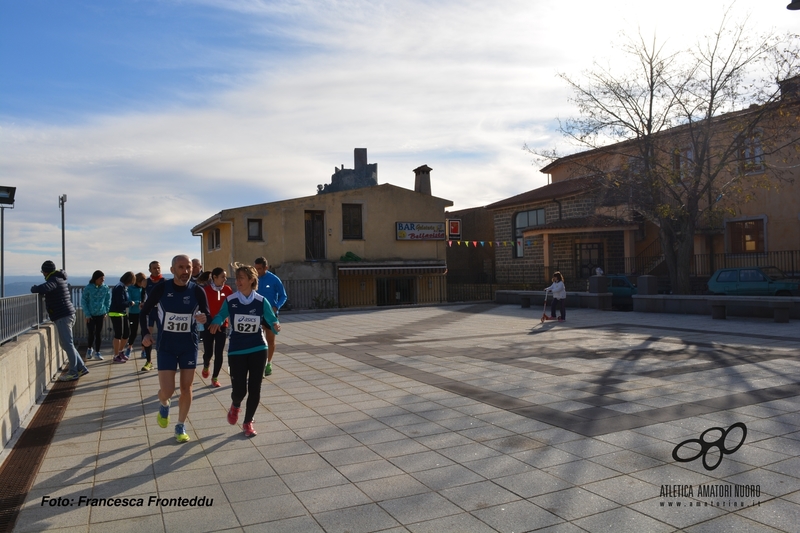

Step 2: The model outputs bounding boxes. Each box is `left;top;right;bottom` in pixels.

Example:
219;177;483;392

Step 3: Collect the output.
557;317;566;322
141;362;153;372
86;348;94;360
124;346;132;358
77;368;89;378
113;353;126;363
264;362;272;376
201;366;210;379
243;421;257;437
227;404;241;425
94;351;104;361
157;402;170;428
211;378;221;388
140;349;146;359
58;371;80;382
175;423;190;443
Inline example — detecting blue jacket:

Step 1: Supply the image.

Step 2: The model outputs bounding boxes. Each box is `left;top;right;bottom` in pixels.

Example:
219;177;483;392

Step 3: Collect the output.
82;283;111;317
31;270;75;321
109;283;130;314
256;271;287;311
128;285;144;315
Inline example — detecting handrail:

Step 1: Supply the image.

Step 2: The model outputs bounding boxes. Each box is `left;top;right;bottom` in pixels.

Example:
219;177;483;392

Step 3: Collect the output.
0;294;41;345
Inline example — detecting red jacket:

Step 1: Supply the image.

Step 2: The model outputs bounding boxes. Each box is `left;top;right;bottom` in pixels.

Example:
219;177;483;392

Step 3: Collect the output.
203;283;234;327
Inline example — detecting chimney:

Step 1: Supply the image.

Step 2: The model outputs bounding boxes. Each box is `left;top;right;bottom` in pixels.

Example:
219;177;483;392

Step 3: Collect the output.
354;148;368;170
413;165;432;195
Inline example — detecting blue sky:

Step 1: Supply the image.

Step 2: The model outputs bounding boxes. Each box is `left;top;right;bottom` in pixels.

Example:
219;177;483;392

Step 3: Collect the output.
0;0;796;278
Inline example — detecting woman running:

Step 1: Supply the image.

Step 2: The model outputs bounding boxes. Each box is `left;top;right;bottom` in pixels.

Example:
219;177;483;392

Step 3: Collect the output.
125;272;146;359
110;272;135;362
208;263;280;437
201;267;233;387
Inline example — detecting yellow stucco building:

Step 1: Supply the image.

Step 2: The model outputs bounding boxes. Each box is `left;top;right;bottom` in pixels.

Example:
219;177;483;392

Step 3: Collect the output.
191;152;453;308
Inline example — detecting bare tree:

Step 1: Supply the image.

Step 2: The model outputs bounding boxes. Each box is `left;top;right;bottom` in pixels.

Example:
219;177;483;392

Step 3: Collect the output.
531;13;800;294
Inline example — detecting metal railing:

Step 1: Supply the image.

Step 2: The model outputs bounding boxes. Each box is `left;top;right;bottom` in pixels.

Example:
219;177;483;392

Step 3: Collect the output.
281;279;339;310
0;294;41;345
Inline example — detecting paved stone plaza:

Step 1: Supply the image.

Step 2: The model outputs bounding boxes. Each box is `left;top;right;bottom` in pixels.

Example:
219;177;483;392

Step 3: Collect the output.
8;304;800;532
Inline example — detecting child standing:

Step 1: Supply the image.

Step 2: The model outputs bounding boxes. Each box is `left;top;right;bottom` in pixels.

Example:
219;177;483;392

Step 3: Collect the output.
544;271;567;322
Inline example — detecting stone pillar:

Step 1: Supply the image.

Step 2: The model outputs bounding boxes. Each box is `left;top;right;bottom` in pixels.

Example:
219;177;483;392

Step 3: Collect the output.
589;275;608;293
637;275;658;295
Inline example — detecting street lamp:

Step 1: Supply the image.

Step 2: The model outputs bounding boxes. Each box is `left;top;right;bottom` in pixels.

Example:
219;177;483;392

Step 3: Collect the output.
0;186;17;298
59;194;67;271
789;0;800;10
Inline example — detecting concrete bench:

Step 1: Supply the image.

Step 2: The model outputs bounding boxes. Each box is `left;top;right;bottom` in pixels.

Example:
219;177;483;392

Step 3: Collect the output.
709;297;792;323
520;296;532;308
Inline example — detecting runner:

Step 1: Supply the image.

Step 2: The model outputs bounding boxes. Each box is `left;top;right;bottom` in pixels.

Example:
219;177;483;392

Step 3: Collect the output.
140;255;210;443
253;257;287;377
201;267;233;387
81;270;110;361
109;271;135;362
124;272;146;359
191;258;203;283
208;263;280;437
141;260;165;371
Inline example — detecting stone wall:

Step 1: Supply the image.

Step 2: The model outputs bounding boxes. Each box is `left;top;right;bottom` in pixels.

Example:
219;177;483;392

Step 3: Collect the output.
0;324;64;452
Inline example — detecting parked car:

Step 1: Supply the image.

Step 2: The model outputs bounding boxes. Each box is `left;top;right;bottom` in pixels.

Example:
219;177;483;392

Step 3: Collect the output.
606;274;638;307
707;266;800;296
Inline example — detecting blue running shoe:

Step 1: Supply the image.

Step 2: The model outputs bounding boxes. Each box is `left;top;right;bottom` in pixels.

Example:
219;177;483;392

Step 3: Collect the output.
175;423;190;443
157;402;170;428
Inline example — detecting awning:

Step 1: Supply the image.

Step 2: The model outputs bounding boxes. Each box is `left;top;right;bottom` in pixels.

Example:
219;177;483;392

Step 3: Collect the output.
338;264;447;276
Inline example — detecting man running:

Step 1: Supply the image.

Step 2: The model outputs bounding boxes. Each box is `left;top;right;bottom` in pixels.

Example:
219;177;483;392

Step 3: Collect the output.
141;260;165;370
254;257;287;376
191;258;203;283
141;255;210;443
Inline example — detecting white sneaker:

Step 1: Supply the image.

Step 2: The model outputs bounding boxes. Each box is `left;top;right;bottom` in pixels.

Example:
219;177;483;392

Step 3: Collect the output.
86;348;94;360
94;351;104;361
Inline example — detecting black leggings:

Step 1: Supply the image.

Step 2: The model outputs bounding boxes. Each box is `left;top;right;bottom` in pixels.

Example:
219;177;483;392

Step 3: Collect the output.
86;315;105;351
229;349;267;424
127;313;140;346
110;315;130;340
551;298;566;319
202;327;227;378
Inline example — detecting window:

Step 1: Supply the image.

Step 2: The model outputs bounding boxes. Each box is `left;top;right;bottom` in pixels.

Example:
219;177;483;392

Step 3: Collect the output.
342;204;363;240
576;243;603;278
716;270;737;283
207;228;221;251
739;132;765;174
247;218;263;241
513;208;545;258
672;147;694;181
305;211;326;260
728;219;764;254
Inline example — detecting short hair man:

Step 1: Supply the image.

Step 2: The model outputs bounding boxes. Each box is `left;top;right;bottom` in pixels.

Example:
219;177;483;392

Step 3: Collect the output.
191;258;203;283
254;257;287;376
31;261;89;381
141;255;210;443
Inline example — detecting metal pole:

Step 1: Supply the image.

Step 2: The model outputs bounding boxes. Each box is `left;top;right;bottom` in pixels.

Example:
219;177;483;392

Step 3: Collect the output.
1;206;4;297
59;194;67;271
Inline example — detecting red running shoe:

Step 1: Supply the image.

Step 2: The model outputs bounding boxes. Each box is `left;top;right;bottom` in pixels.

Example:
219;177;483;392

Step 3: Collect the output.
211;378;221;388
227;404;240;425
201;366;210;378
243;421;257;437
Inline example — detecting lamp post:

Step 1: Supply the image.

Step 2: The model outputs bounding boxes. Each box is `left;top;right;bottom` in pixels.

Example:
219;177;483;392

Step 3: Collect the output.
789;0;800;10
59;194;67;271
0;186;17;298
